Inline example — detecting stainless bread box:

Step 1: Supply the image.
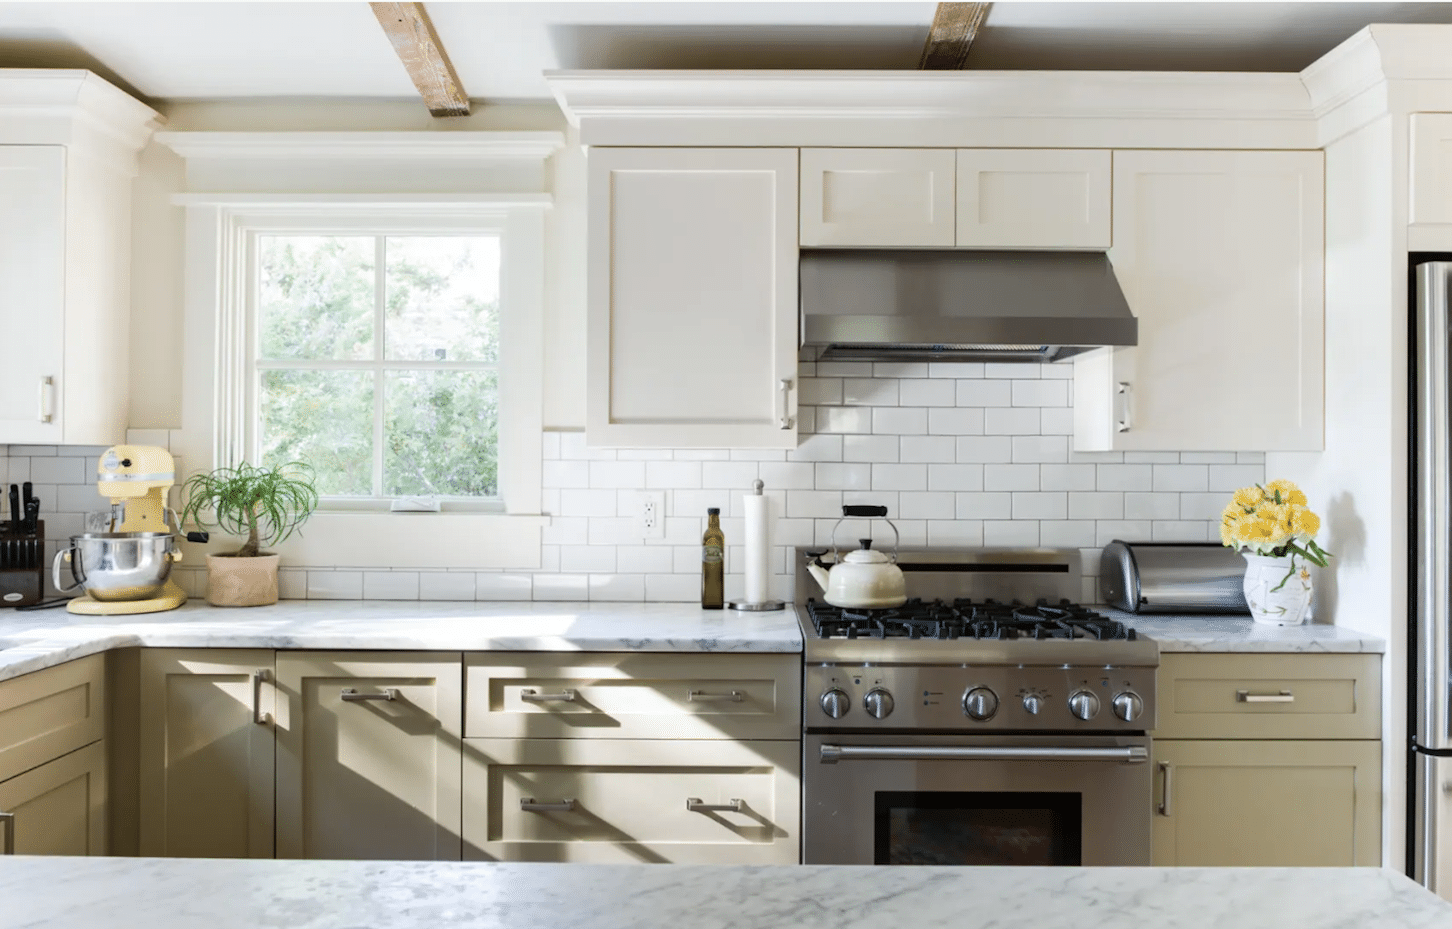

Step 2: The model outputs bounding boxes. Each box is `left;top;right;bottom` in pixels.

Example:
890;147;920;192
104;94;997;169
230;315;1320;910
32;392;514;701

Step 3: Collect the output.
1100;540;1249;614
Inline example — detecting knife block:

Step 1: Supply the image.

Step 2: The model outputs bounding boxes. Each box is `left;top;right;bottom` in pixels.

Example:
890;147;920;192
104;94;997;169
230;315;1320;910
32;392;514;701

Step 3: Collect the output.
0;519;44;607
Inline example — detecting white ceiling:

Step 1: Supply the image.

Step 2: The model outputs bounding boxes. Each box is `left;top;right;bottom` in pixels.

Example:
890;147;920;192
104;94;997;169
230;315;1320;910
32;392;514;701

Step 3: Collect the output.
2;2;1452;105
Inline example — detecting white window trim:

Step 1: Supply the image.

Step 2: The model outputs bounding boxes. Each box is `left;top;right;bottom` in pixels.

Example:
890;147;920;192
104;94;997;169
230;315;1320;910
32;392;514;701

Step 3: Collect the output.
176;193;550;569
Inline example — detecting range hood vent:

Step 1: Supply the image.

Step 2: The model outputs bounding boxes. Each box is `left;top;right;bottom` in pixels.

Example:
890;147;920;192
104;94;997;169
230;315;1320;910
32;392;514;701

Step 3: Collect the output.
801;249;1138;364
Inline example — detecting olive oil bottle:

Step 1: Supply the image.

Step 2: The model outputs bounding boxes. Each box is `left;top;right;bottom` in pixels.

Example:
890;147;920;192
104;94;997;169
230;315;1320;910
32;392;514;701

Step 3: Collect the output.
702;507;724;609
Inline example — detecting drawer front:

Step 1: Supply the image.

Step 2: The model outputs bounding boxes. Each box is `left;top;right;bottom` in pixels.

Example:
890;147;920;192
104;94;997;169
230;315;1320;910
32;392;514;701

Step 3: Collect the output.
0;654;105;783
1155;653;1380;740
465;653;801;740
462;737;800;863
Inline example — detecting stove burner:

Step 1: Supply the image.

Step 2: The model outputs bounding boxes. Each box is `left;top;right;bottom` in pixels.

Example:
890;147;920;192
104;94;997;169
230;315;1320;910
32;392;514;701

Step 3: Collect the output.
805;597;1135;642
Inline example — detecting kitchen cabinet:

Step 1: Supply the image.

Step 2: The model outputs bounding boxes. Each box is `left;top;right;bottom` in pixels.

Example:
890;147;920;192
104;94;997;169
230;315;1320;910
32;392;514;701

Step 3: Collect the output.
0;741;107;856
1150;653;1381;866
1411;113;1452;225
586;147;799;448
800;148;956;247
1075;150;1325;452
275;652;462;860
955;149;1111;248
0;147;65;444
138;650;275;858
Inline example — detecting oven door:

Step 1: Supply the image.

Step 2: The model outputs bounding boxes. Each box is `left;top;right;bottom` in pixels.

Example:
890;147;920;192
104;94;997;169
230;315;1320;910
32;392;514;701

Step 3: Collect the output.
803;733;1152;866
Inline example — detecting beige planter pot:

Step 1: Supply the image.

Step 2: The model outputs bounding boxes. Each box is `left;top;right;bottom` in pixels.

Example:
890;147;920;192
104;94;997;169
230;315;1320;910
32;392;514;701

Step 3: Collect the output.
206;553;280;607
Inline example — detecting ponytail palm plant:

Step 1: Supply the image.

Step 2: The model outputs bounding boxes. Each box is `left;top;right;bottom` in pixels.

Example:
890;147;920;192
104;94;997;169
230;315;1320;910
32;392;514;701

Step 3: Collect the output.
180;461;320;557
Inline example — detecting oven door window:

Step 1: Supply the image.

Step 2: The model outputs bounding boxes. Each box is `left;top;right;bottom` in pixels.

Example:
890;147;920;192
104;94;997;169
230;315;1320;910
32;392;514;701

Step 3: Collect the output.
873;792;1082;866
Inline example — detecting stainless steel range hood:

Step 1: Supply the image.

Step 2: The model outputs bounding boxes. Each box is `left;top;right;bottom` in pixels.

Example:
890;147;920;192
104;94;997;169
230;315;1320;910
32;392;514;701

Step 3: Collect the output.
800;249;1138;363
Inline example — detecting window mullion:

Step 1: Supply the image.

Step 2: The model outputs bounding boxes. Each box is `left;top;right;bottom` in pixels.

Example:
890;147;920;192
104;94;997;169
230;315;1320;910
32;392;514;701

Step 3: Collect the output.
373;236;387;498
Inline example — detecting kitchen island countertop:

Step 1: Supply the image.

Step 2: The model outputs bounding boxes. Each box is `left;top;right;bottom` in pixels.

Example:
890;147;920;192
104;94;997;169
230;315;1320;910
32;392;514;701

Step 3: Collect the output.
0;857;1446;929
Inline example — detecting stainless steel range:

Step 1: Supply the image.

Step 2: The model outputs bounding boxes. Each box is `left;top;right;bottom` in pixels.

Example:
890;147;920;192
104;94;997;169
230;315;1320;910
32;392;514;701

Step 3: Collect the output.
795;547;1159;867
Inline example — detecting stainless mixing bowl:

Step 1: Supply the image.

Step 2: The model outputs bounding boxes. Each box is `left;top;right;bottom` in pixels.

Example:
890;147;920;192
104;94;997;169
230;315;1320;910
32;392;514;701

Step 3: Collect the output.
53;532;178;601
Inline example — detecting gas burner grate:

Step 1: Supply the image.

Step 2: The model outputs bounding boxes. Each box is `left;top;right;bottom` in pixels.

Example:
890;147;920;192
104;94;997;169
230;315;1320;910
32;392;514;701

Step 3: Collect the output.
805;597;1135;642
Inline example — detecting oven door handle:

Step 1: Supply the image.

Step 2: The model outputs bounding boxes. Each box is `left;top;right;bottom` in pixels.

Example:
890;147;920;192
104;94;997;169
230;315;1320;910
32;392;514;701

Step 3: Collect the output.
818;744;1150;765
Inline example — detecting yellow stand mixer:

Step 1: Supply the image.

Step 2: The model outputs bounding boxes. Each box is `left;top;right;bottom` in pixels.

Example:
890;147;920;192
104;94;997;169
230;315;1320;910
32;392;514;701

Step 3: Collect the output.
56;445;188;615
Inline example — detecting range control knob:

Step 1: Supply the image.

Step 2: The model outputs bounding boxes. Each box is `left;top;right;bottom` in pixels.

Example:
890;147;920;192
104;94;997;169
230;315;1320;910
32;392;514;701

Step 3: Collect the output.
820;689;851;719
1068;690;1102;721
863;688;895;719
1022;694;1042;715
963;686;999;721
1112;691;1145;723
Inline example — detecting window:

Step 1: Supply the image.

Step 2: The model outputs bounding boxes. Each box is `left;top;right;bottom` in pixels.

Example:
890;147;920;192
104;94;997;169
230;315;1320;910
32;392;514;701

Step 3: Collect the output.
253;234;502;501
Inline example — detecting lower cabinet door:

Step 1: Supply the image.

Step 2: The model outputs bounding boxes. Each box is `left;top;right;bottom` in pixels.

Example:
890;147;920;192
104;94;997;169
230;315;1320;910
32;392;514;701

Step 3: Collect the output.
139;649;276;858
463;738;800;863
0;741;106;855
1151;740;1380;866
275;652;462;860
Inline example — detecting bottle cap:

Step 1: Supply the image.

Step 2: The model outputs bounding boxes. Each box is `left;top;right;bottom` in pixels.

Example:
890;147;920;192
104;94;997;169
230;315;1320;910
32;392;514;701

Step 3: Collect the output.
707;507;720;515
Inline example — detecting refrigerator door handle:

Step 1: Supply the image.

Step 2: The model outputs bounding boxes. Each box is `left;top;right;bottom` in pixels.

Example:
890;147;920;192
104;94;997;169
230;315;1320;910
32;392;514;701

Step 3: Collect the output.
1417;262;1452;750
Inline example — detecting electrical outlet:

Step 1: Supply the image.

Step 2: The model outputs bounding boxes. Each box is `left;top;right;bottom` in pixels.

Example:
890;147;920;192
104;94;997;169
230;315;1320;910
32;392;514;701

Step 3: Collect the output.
637;491;666;539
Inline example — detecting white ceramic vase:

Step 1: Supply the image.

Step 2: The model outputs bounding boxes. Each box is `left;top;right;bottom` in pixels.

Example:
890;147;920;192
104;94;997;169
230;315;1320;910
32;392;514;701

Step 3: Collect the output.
1241;552;1312;626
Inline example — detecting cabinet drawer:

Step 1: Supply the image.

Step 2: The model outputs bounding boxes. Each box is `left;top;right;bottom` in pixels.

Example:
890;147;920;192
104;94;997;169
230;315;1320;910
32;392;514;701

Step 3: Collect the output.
956;149;1111;248
465;653;801;740
1155;653;1379;740
462;737;800;863
800;148;956;247
0;655;105;783
0;740;107;856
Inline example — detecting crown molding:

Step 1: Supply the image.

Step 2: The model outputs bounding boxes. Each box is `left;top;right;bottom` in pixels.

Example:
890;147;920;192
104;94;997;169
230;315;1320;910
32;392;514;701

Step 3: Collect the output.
153;130;565;163
170;191;552;209
0;69;163;172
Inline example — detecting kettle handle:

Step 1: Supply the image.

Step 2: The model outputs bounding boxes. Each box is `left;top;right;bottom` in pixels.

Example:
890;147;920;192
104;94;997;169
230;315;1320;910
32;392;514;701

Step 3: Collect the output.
828;510;901;564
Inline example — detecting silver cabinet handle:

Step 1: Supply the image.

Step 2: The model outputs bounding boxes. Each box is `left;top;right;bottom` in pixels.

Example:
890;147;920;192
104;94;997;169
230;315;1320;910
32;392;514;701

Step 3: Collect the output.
686;798;744;813
0;810;13;855
1158;762;1172;816
252;669;271;726
340;687;400;702
779;378;794;430
1115;381;1131;433
1237;690;1295;703
819;744;1148;764
520;689;577;703
520;798;576;812
688;690;744;703
38;375;54;424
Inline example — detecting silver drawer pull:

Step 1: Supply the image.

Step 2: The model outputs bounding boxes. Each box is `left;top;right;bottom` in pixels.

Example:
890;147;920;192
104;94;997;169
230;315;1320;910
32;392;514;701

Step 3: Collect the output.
520;798;576;812
686;798;744;813
38;376;54;424
0;810;13;855
1158;762;1173;817
1237;690;1295;703
820;744;1148;765
520;688;578;703
688;690;744;703
340;687;400;702
252;669;271;726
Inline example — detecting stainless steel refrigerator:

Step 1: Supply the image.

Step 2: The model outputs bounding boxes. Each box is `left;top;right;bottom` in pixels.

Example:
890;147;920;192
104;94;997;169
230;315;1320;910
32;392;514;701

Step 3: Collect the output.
1413;259;1452;895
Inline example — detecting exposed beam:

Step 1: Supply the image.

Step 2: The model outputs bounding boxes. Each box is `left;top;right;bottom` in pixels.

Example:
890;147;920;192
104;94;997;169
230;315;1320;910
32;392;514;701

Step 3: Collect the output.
370;2;470;117
918;3;991;70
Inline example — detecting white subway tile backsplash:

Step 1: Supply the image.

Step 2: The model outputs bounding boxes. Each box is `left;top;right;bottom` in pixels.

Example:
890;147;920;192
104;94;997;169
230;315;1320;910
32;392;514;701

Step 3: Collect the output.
1095;521;1155;546
1237;452;1266;464
900;436;957;463
1153;521;1214;542
1124;452;1179;464
845;435;900;462
278;568;308;601
844;378;898;406
800;377;843;406
1068;492;1124;520
645;461;703;489
589;574;645;601
927;408;985;436
562;545;616;573
758;461;817;490
956;492;1012;520
542;432;562;460
673;449;732;461
815;462;872;491
818;406;873;434
363;571;420;600
1039;408;1075;435
589;461;646;489
559;432;615;461
307;571;363;600
1180;493;1227;522
534;574;589;601
985;520;1041;546
701;462;761;488
1012;493;1067;520
543;460;589;489
875;362;928;378
1180;452;1238;464
872;464;928;492
984;408;1040;436
542;516;589;545
928;463;983;492
818;361;874;378
872;407;928;435
1040;464;1096;491
928;519;984;546
28;455;85;484
1040;521;1098;547
476;573;533;600
788;434;843;463
955;436;1013;464
898;491;956;520
931;362;983;379
788;490;844;518
986;363;1039;379
560;489;617;518
420;571;477;601
728;448;787;461
1152;464;1208;493
646;573;698;601
984;464;1040;492
587;517;637;545
956;380;1011;407
1208;464;1266;492
898;379;956;407
617;449;675;461
1095;464;1153;492
1012;435;1069;463
1124;492;1182;521
1012;380;1069;407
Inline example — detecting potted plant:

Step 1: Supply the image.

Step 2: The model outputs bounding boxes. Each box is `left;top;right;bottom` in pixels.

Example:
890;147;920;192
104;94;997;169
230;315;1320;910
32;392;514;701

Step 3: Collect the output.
180;461;320;607
1220;479;1332;626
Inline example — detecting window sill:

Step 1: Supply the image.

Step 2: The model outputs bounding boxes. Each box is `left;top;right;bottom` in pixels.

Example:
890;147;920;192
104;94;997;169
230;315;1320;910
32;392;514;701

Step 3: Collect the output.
254;512;547;569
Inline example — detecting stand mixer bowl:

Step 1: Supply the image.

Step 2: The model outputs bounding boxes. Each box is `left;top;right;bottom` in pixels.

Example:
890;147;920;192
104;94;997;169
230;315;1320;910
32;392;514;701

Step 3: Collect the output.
54;532;177;601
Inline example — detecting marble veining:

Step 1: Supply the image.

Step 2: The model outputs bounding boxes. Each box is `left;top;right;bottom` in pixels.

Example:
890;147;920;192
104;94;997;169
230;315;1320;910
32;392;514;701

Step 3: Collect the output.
0;601;803;683
1098;609;1388;654
0;859;1448;929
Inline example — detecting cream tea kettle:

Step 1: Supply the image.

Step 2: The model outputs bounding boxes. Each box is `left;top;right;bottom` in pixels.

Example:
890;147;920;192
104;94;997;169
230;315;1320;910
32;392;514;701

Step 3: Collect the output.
805;505;907;609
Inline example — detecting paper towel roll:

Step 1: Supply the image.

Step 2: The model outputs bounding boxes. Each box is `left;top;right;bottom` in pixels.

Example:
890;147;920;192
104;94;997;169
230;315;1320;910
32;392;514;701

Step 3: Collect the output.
742;483;771;605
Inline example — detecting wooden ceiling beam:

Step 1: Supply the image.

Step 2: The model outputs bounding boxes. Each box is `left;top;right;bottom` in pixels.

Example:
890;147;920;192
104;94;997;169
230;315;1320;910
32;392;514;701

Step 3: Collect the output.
370;2;470;117
919;2;991;70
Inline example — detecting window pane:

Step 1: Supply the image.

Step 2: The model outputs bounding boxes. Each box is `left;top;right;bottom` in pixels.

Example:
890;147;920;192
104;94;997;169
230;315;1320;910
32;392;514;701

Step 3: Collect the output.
384;370;498;497
384;236;500;362
259;236;375;360
260;370;374;496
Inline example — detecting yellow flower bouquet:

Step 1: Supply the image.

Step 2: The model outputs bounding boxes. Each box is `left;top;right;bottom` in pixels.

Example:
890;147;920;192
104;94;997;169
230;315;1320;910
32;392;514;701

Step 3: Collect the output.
1220;479;1332;591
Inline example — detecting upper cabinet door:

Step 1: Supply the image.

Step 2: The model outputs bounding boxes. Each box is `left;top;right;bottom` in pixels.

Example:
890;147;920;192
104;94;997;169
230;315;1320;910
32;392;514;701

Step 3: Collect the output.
0;147;64;444
955;149;1111;249
588;147;799;448
800;148;956;247
1411;113;1452;225
1075;150;1325;452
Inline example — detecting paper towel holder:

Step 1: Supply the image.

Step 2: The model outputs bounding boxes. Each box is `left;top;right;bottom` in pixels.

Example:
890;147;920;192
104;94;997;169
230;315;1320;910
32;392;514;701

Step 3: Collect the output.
729;479;785;612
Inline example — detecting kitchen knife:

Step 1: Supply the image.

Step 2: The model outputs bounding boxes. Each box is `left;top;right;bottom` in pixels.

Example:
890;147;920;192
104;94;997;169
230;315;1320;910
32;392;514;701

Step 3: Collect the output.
23;497;39;537
20;482;32;532
7;484;18;531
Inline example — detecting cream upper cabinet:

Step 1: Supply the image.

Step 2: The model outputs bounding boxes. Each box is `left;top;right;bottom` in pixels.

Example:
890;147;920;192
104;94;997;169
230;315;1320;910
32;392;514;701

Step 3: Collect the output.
800;148;956;247
138;650;276;858
587;147;799;448
275;652;462;861
1075;150;1325;452
955;149;1111;248
1412;113;1452;225
0;147;65;444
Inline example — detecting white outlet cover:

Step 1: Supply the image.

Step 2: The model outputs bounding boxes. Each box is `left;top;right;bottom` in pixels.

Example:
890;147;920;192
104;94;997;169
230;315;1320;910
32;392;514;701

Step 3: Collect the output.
636;490;666;539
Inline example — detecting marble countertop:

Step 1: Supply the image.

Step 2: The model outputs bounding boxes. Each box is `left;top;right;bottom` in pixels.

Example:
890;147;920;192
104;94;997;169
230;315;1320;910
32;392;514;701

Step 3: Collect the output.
0;601;803;683
1096;608;1388;654
0;858;1447;929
